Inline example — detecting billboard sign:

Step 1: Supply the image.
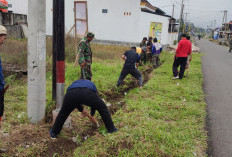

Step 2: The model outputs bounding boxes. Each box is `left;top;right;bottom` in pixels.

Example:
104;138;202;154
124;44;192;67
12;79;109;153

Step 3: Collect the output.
149;22;163;42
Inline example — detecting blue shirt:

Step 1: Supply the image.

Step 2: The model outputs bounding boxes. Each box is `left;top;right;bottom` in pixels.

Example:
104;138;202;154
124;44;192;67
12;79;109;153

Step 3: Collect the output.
67;79;97;92
0;55;5;90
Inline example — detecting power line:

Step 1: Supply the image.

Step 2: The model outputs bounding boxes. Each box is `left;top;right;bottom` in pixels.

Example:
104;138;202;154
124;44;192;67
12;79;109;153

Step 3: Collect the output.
191;12;220;20
188;9;221;13
149;0;170;3
159;4;176;8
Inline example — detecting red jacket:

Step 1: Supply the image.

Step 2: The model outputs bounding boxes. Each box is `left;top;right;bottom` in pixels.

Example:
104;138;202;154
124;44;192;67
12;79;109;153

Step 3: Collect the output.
176;39;192;57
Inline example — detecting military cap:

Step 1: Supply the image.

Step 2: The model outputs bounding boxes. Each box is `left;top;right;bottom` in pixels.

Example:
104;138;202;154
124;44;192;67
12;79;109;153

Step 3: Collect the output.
87;32;95;38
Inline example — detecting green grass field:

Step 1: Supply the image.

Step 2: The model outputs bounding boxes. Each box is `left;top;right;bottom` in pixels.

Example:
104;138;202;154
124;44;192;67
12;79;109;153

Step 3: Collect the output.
73;53;207;156
0;39;207;156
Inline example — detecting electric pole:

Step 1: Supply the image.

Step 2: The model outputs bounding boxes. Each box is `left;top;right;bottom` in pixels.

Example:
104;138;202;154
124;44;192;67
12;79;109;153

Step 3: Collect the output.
184;12;189;33
52;0;57;101
178;0;185;41
170;4;175;32
214;19;216;29
225;10;228;31
221;10;228;31
184;13;189;25
27;0;46;123
53;0;65;109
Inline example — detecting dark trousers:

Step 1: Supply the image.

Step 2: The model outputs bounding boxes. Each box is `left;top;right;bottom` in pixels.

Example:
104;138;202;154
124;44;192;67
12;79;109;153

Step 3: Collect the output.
172;57;188;79
80;65;92;81
141;52;147;64
117;68;143;86
0;90;4;117
152;54;160;68
52;88;116;135
147;53;152;63
229;46;232;52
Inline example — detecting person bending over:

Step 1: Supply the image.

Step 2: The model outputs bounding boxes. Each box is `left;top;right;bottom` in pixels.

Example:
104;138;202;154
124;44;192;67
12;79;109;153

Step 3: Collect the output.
50;79;117;139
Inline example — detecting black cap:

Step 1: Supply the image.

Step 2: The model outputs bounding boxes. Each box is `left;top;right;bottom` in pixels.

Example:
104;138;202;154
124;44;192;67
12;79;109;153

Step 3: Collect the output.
131;47;136;51
181;34;187;38
153;38;158;42
143;37;147;41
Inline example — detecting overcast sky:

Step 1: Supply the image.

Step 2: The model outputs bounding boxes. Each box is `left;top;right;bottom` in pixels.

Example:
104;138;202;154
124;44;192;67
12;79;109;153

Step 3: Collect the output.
148;0;232;28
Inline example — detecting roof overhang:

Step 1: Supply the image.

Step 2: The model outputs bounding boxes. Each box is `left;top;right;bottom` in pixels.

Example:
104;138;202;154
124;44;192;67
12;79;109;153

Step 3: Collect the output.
140;2;156;12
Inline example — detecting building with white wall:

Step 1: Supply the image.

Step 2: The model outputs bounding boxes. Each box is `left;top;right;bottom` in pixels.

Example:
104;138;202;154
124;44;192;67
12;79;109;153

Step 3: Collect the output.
70;0;173;45
8;0;177;45
7;0;28;14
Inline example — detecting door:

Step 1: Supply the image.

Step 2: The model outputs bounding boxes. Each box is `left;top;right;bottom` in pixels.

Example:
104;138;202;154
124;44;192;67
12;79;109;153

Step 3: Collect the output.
74;1;88;37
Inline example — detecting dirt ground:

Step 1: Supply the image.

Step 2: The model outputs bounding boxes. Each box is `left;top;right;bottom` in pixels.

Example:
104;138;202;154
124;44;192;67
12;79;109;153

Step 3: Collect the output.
0;65;155;157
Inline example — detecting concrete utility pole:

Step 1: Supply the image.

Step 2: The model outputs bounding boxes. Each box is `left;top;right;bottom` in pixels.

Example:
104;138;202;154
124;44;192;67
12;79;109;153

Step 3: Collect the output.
177;0;185;41
184;13;189;25
170;4;175;32
225;10;228;31
27;0;46;123
221;10;228;31
184;12;189;33
54;0;65;109
214;19;216;29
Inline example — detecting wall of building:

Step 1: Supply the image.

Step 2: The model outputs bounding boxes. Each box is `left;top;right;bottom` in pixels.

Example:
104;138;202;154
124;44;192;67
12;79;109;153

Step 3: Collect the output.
8;0;75;36
8;0;171;44
46;0;75;36
46;0;52;36
0;11;28;39
139;12;170;45
4;25;24;38
7;0;28;14
86;0;170;44
168;32;178;45
86;0;141;43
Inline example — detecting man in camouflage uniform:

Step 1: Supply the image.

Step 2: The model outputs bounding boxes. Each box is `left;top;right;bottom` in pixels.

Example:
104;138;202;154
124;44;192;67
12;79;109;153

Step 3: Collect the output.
229;35;232;53
78;32;94;80
140;37;147;65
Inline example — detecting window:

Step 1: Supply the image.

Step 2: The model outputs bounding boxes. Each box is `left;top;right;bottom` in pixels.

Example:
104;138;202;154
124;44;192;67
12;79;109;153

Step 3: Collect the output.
8;4;12;8
124;12;131;16
102;9;108;13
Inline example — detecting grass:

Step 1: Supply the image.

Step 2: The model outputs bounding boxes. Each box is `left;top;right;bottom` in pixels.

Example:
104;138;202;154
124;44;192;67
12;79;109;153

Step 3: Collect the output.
0;38;207;156
73;52;207;156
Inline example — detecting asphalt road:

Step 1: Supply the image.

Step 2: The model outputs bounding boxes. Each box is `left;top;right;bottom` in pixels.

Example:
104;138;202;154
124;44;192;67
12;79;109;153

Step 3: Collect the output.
196;38;232;157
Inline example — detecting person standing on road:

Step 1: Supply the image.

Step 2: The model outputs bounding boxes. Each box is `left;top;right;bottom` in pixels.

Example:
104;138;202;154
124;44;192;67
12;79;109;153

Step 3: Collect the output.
147;37;153;63
151;38;163;68
172;34;192;79
117;47;143;88
140;37;147;65
0;25;7;129
229;35;232;53
78;32;94;81
50;79;118;139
